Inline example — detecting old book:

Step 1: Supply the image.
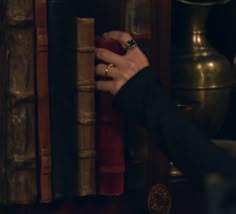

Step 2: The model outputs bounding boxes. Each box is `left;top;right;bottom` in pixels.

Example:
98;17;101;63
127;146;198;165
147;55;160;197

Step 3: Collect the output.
0;0;7;204
95;37;126;195
47;0;76;199
35;0;52;203
0;0;37;204
74;17;96;196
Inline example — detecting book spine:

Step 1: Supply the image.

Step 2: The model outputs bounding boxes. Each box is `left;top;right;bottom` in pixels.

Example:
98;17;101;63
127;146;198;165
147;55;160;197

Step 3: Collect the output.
2;0;37;204
47;0;76;199
74;17;96;196
95;38;125;196
35;0;52;203
96;96;125;195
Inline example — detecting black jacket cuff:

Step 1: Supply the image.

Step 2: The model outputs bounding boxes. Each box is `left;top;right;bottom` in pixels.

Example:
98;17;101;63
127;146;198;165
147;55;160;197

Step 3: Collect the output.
112;66;161;125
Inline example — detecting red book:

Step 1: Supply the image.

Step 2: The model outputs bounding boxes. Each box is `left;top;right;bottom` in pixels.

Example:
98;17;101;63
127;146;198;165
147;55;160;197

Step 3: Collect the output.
95;37;126;195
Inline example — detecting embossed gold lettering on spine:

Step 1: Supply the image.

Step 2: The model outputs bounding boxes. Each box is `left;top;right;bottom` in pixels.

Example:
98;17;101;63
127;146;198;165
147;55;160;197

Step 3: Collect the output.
75;17;96;196
35;0;52;203
1;0;37;204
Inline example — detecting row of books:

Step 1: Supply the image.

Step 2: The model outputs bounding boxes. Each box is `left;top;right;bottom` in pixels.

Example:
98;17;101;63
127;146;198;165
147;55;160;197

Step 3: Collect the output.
0;0;151;205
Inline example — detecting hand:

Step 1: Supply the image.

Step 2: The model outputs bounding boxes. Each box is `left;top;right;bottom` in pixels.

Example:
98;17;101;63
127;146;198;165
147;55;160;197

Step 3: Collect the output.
95;31;150;95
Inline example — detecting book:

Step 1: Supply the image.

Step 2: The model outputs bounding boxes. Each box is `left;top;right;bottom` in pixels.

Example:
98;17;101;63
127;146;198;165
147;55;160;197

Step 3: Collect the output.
0;0;38;204
95;37;126;195
74;17;96;196
47;0;76;199
35;0;52;203
0;0;7;204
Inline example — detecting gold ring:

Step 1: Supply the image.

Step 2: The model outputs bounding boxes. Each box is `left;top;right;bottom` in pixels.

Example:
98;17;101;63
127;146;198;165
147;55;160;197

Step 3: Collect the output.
104;63;114;77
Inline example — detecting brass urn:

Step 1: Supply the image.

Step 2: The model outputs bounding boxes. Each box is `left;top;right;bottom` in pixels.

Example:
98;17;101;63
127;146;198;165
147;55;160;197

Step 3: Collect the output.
172;0;234;137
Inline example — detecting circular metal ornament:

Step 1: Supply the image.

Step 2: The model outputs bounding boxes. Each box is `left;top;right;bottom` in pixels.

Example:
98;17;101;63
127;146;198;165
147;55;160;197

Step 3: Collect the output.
147;184;172;214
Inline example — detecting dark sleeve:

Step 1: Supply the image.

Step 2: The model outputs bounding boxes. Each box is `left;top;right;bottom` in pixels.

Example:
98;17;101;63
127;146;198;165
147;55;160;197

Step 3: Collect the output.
113;66;236;186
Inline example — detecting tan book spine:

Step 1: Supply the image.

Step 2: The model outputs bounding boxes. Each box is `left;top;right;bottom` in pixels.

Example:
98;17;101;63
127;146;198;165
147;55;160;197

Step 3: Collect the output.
74;17;96;196
1;0;37;204
35;0;52;203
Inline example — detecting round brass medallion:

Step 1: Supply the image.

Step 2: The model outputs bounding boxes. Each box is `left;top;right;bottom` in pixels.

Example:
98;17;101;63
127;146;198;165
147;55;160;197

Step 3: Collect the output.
147;184;172;214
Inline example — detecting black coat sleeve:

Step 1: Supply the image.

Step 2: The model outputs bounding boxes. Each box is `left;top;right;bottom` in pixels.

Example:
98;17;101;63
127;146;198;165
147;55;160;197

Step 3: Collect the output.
113;66;236;187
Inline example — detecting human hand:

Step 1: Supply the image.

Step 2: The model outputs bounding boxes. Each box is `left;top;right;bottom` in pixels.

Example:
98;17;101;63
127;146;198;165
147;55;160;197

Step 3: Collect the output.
95;31;150;95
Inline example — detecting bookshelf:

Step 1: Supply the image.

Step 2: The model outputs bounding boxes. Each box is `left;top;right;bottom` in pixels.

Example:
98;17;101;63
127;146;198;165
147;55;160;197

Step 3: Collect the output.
0;0;235;213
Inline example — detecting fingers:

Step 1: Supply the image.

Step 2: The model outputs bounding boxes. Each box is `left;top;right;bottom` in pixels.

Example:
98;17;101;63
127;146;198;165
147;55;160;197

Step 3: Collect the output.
96;48;125;67
96;64;119;78
102;31;141;53
95;31;150;95
103;31;132;47
96;80;117;95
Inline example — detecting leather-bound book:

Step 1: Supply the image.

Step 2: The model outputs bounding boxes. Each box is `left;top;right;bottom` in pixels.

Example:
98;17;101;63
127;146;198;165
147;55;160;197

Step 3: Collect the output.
0;0;7;204
74;17;96;196
95;37;126;195
0;0;37;204
35;0;52;203
47;0;76;199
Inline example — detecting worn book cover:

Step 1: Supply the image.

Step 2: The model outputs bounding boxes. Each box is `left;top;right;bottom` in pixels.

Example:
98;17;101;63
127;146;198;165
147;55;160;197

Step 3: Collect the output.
47;0;77;199
74;17;96;196
0;0;37;204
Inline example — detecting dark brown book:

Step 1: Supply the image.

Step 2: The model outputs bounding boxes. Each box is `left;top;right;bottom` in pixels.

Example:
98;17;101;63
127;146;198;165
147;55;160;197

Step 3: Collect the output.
0;0;7;204
74;17;96;196
47;0;76;199
35;0;52;203
0;0;37;204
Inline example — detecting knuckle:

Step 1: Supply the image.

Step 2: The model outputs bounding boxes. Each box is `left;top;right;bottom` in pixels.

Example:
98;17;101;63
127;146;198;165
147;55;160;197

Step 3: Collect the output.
121;32;131;42
121;72;130;81
96;49;106;59
96;64;104;71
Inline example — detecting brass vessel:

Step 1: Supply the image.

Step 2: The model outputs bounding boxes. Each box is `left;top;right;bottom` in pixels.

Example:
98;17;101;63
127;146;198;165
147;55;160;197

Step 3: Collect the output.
177;0;231;5
172;0;234;136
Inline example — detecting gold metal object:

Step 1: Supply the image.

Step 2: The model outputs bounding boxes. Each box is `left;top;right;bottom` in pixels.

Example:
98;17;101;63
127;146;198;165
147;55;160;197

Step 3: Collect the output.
176;0;231;6
104;63;114;77
172;1;234;136
169;162;183;177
